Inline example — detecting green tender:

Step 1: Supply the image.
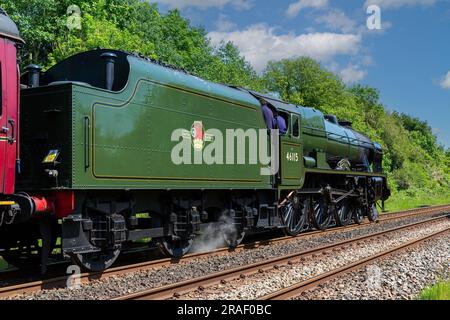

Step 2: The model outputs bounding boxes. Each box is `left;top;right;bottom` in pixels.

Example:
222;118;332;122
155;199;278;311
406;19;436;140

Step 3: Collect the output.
22;53;275;190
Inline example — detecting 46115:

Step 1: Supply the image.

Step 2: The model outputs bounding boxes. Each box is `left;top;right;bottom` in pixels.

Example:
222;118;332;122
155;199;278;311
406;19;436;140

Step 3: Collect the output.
286;152;299;162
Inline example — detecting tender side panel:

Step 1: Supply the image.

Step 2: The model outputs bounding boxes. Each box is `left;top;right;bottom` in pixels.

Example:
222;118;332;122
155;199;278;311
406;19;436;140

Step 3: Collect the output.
72;58;271;189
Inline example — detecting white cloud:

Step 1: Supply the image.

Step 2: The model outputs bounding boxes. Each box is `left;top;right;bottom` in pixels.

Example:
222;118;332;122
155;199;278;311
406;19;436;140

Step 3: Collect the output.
439;71;450;90
315;8;393;35
361;55;374;66
215;14;237;32
315;9;357;33
364;0;437;9
339;65;368;84
154;0;253;10
208;24;361;72
286;0;328;18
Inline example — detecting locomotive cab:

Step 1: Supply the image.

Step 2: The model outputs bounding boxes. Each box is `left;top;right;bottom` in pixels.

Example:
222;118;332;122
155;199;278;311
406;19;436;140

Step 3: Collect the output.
248;92;305;188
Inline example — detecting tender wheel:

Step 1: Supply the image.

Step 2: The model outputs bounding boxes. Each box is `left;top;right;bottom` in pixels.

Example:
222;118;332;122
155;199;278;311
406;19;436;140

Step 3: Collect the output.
352;206;364;225
280;196;308;236
368;204;379;222
158;238;193;258
1;239;41;270
219;215;245;248
222;230;245;248
334;199;352;227
310;197;332;230
0;220;59;271
71;248;121;272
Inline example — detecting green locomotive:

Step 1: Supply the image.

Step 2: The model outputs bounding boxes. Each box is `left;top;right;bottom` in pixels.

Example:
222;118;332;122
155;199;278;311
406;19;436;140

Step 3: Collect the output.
2;48;389;272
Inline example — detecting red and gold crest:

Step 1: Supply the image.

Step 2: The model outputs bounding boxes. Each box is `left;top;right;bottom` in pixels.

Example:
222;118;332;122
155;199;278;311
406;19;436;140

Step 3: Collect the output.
191;121;205;151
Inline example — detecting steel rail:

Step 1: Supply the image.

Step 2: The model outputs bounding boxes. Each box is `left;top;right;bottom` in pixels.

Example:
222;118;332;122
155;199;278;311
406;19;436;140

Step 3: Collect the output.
259;227;450;300
1;204;449;298
111;214;450;300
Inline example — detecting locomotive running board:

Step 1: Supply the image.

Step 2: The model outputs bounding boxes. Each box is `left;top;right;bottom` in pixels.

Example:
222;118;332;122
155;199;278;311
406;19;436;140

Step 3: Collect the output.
295;188;355;196
305;168;387;178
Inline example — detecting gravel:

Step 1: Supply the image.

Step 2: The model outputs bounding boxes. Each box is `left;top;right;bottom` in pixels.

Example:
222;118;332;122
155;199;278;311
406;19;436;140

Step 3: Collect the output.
293;234;450;300
179;220;450;300
3;212;449;300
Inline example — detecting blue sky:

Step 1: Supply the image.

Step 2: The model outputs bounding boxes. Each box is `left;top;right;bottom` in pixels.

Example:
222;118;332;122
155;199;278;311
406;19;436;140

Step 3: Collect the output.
153;0;450;148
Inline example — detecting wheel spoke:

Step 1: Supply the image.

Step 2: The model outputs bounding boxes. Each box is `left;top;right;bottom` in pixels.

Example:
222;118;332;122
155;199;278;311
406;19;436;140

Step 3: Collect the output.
284;206;293;227
334;199;351;227
368;204;379;222
353;206;364;225
281;197;307;236
289;206;295;229
310;197;332;230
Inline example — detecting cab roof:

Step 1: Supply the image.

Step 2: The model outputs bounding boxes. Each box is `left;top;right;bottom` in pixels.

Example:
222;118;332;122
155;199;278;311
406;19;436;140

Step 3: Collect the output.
245;90;303;115
0;8;23;43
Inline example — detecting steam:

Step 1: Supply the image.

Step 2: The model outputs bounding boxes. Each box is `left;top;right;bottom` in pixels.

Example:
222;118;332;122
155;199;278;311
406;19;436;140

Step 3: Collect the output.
191;215;240;253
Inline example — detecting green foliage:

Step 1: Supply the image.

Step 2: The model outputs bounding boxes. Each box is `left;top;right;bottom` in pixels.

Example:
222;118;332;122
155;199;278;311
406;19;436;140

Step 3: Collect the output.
3;1;449;211
3;0;261;89
263;57;450;202
1;0;65;65
47;11;157;67
419;281;450;300
385;187;450;212
207;42;264;90
264;57;344;108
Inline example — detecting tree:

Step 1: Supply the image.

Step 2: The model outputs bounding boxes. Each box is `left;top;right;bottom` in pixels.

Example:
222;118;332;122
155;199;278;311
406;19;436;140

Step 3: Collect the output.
204;42;263;90
1;0;65;66
263;57;367;132
47;11;156;68
392;112;439;157
5;0;260;87
350;85;384;130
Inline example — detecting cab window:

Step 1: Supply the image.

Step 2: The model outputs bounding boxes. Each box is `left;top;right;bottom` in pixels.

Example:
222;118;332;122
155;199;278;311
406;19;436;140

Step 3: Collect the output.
276;111;289;135
292;114;300;138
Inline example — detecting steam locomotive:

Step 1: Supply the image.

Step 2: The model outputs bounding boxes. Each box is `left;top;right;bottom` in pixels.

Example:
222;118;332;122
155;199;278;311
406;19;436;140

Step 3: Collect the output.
0;9;389;273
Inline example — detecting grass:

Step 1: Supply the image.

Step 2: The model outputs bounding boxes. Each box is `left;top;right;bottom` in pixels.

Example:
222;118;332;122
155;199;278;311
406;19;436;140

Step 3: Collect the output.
419;281;450;300
384;191;450;213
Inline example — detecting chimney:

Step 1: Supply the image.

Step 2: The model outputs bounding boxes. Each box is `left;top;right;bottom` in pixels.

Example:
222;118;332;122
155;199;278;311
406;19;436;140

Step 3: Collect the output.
25;65;41;88
100;52;117;91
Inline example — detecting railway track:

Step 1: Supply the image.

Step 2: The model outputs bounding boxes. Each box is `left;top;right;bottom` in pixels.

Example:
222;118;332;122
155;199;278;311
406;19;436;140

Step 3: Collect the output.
112;213;450;300
259;227;450;300
1;204;449;299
